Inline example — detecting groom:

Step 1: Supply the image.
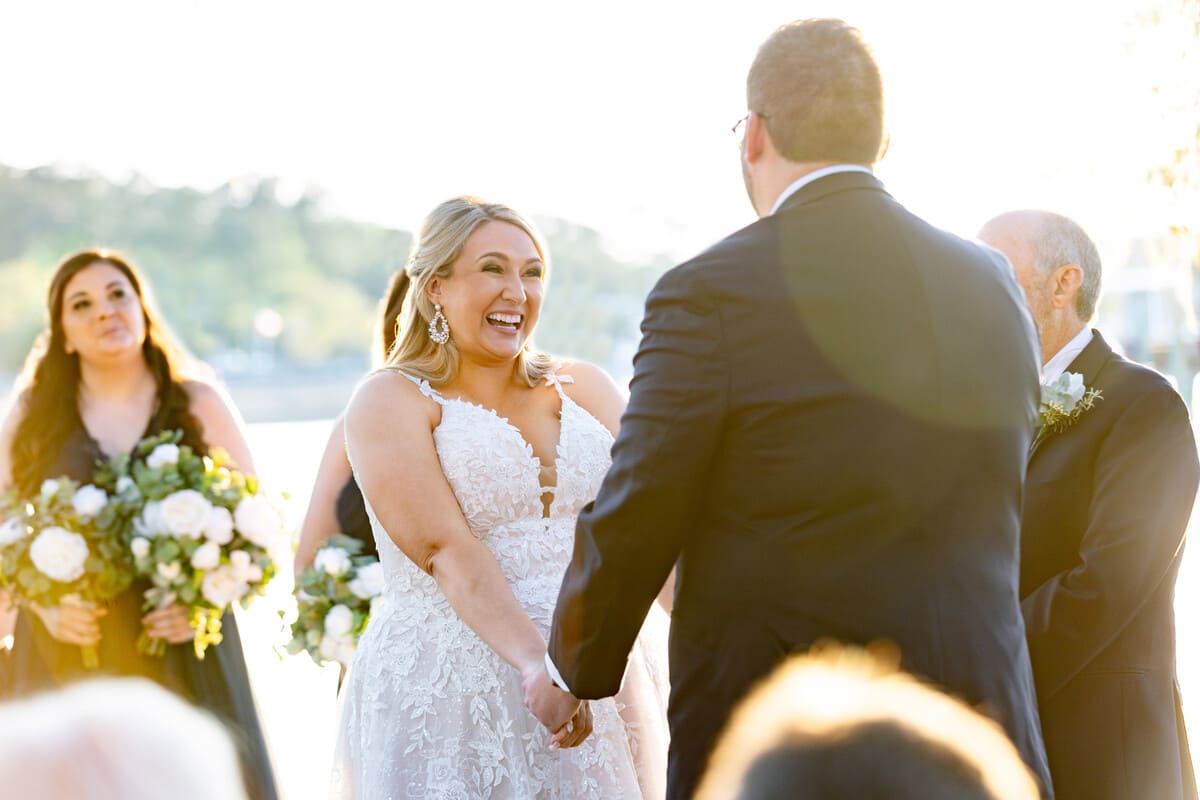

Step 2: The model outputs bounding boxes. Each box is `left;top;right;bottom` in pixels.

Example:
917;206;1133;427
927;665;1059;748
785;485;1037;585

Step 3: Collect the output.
527;18;1052;798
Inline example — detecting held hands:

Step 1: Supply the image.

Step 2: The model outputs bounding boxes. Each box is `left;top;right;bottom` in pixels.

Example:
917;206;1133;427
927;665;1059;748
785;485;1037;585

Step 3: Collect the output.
520;658;593;748
141;603;195;645
33;595;106;647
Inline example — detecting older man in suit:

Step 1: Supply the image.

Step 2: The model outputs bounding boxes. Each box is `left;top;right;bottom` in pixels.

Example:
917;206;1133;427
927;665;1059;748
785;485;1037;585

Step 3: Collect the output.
980;210;1198;800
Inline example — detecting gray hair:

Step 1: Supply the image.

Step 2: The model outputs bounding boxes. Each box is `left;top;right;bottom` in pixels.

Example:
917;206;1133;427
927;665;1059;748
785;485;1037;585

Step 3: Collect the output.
1029;211;1103;321
0;678;247;800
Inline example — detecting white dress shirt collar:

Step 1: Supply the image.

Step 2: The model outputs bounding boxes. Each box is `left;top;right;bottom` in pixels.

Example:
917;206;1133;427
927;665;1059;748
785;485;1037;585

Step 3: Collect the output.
769;164;874;216
1041;326;1095;383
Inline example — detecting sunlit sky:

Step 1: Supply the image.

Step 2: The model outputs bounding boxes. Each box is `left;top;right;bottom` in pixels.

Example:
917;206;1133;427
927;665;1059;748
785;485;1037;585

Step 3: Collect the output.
0;0;1187;261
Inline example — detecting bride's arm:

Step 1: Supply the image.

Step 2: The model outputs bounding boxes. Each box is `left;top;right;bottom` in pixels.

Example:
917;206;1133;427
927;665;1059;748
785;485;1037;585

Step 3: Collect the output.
345;372;581;724
561;362;676;615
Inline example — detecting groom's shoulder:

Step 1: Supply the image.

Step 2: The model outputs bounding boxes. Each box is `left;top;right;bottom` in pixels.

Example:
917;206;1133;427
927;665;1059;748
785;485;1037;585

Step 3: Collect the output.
651;217;774;301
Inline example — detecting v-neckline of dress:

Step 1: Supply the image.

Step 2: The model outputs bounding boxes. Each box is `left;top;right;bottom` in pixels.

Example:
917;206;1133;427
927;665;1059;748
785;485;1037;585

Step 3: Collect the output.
436;392;570;519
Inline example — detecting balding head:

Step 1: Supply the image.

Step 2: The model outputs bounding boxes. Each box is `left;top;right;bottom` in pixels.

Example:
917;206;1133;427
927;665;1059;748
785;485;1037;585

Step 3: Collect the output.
980;210;1102;322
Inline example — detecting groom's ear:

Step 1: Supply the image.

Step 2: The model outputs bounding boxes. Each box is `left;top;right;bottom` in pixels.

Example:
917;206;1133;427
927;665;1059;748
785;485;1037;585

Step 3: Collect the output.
745;111;769;163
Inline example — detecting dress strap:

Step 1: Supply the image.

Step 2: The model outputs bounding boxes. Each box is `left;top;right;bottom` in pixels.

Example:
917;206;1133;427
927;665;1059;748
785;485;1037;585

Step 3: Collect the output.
387;368;448;405
543;370;575;401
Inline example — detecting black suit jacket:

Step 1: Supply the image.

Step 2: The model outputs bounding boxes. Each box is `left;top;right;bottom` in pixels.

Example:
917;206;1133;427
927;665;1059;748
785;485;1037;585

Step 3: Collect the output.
1021;331;1198;800
548;171;1053;798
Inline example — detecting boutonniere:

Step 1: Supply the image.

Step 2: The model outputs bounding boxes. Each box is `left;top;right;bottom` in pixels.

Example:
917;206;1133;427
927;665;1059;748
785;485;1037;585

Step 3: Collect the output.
1033;371;1102;449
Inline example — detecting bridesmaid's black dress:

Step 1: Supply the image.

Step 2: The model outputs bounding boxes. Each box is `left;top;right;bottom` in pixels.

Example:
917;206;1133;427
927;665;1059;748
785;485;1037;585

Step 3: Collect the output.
334;477;376;559
5;420;279;800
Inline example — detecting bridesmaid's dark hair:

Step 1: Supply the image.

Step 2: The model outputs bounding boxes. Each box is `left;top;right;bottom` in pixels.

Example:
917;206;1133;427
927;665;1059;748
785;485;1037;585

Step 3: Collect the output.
10;249;205;496
375;270;410;367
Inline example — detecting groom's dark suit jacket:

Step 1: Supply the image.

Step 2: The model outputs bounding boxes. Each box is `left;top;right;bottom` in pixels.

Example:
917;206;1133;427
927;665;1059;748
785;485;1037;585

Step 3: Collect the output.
549;171;1052;798
1021;331;1198;800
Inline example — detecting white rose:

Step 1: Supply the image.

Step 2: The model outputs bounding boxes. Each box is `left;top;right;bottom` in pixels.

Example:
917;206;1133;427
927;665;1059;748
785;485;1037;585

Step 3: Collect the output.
336;637;357;666
233;495;282;548
29;527;89;582
40;479;60;499
130;537;151;559
201;566;248;608
228;549;263;584
135;500;165;537
0;517;27;546
348;561;385;599
1064;371;1086;405
314;546;352;578
116;476;137;494
156;561;182;582
71;485;108;519
203;506;235;545
318;634;336;660
146;443;180;469
159;490;212;539
190;540;222;570
324;604;354;638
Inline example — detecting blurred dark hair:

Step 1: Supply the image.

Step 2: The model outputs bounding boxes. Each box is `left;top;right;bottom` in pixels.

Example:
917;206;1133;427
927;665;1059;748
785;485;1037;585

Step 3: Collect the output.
10;250;204;495
747;18;885;165
695;645;1039;800
375;270;410;367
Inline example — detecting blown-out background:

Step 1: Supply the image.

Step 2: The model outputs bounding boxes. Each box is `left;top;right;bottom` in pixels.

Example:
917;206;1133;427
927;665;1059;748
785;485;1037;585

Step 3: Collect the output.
2;1;1198;798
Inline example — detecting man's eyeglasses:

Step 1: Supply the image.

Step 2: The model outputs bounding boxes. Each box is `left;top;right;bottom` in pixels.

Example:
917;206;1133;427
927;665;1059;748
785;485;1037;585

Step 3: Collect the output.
731;111;768;139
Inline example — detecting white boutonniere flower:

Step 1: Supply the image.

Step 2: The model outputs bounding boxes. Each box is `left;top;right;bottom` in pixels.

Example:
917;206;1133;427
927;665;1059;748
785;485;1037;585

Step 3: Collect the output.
1034;371;1102;448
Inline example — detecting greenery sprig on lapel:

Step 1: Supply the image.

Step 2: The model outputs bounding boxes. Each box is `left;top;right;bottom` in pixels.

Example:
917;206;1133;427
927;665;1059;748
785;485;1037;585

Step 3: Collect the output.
1033;371;1102;450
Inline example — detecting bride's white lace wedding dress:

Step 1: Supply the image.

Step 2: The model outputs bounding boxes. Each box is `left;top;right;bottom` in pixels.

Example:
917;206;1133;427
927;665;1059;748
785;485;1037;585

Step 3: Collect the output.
331;371;670;800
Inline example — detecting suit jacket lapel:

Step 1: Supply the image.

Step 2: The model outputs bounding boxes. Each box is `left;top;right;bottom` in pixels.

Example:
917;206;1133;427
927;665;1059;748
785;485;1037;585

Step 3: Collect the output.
1029;329;1114;462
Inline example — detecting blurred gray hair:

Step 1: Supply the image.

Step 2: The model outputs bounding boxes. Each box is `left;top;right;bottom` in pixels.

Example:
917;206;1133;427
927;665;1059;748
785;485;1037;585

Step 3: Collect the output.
1030;211;1103;322
0;678;248;800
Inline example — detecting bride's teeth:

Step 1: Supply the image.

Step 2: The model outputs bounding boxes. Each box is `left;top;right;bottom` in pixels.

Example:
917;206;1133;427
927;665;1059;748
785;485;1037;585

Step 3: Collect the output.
487;313;521;325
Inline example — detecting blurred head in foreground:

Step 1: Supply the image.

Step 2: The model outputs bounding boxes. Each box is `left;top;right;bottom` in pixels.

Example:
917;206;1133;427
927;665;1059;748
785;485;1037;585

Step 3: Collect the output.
0;677;247;800
695;644;1039;800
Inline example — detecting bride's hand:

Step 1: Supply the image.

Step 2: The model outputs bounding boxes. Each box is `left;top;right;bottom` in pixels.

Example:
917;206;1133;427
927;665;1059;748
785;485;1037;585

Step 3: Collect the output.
550;701;593;749
141;604;194;644
32;596;106;647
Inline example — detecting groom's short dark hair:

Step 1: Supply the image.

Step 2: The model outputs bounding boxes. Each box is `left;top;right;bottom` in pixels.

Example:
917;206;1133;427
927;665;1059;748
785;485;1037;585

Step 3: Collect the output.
747;18;885;165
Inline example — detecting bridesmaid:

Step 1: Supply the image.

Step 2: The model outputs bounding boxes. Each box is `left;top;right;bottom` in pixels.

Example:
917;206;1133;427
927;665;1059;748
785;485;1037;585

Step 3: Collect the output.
293;269;409;573
0;249;278;800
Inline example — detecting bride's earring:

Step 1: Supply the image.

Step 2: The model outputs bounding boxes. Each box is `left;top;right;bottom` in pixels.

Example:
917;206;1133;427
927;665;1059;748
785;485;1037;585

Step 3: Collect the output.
428;303;450;345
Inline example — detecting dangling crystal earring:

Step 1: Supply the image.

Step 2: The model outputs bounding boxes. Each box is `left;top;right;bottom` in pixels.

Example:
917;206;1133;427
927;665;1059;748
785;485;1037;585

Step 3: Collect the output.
428;303;450;344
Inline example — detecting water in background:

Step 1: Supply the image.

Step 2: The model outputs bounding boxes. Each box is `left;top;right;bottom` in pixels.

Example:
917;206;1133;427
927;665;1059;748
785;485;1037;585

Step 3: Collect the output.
243;418;1200;799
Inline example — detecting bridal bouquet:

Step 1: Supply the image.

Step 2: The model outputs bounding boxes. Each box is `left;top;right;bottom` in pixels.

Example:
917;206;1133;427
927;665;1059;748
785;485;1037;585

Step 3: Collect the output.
0;478;132;669
286;535;383;667
97;430;287;658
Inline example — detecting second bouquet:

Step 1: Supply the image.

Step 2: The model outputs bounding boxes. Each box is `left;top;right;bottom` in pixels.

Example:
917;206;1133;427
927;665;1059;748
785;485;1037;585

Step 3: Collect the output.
98;430;287;658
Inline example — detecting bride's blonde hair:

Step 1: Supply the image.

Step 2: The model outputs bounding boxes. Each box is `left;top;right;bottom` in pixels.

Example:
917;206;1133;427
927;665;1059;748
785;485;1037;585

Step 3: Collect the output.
384;196;555;387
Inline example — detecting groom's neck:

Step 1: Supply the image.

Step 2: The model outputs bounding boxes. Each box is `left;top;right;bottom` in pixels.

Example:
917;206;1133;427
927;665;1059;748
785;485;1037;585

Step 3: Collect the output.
755;160;865;218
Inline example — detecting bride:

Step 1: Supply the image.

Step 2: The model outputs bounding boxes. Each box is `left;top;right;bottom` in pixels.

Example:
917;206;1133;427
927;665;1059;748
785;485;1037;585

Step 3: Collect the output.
331;197;669;799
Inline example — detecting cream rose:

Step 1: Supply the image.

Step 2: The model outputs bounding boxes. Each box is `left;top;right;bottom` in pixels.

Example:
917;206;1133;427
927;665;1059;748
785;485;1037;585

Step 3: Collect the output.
190;540;222;571
71;485;108;519
203;506;235;545
314;546;352;578
159;490;212;539
201;565;249;608
130;536;152;560
146;443;180;469
0;517;27;546
323;604;354;638
233;495;282;548
30;527;89;583
348;561;385;599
